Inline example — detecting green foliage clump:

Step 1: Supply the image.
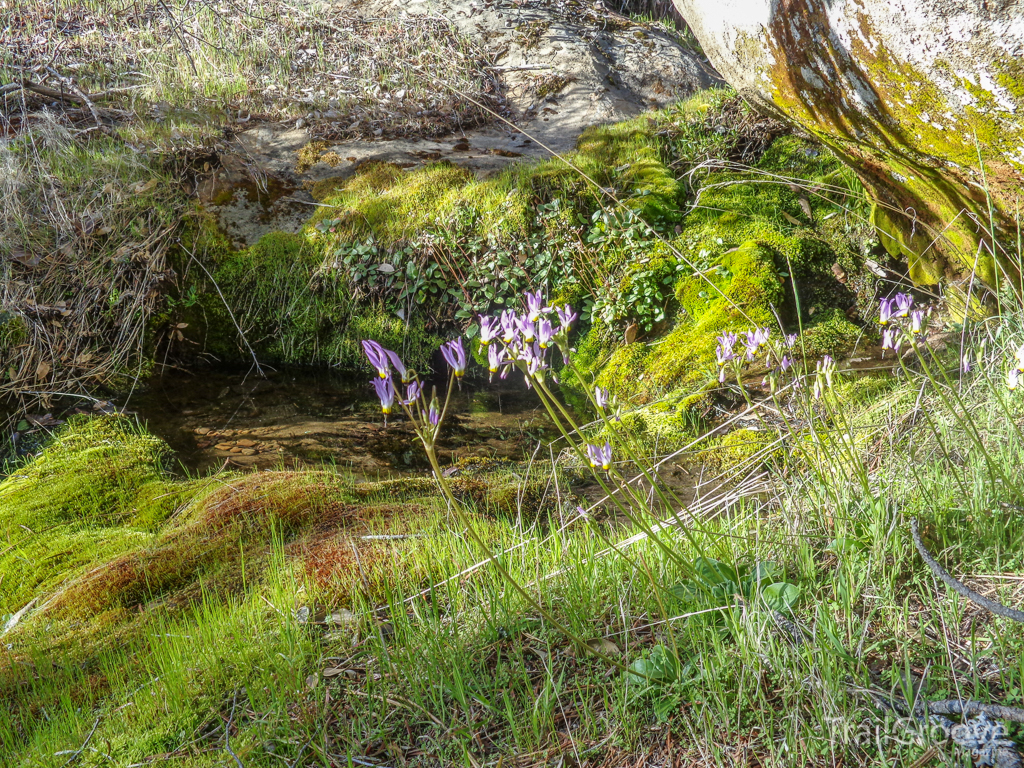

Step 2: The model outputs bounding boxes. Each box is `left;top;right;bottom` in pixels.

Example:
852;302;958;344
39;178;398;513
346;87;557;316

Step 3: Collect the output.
188;230;442;371
800;307;866;358
563;96;868;432
583;241;784;402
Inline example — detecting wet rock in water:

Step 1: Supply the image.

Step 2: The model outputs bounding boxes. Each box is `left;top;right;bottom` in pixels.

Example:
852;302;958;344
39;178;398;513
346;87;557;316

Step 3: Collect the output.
674;0;1024;284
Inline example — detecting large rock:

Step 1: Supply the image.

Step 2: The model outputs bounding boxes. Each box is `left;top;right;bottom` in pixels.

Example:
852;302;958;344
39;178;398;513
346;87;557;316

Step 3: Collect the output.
673;0;1024;285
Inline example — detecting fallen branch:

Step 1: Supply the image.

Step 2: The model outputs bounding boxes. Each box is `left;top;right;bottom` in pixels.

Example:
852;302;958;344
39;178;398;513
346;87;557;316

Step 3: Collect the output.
0;79;116;105
59;717;100;767
911;517;1024;624
47;68;105;131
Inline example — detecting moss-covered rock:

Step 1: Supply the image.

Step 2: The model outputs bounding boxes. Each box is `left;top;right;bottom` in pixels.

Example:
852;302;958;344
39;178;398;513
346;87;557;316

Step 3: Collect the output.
178;91;864;411
579;241;785;402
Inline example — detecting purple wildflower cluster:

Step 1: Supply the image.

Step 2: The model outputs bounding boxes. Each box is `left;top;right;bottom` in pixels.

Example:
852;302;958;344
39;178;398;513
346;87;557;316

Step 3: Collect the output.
360;289;581;437
586;441;613;471
716;326;839;398
715;327;778;385
878;292;927;354
362;340;426;420
475;291;578;389
360;290;620;472
716;326;805;391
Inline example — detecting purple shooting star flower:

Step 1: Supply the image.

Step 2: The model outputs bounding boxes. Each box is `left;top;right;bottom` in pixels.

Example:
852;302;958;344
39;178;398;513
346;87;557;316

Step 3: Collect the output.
909;309;926;335
537;318;555;349
372;377;396;415
427;397;441;426
586;442;613;471
399;380;421;405
716;332;738;367
479;315;499;345
717;341;738;367
362;340;391;379
487;344;506;380
1010;368;1020;391
881;327;901;352
894;293;913;318
879;298;894;326
500;310;518;344
518;316;536;343
595;385;610;410
524;290;548;322
555;304;578;332
383;348;411;383
440;338;467;377
740;327;770;360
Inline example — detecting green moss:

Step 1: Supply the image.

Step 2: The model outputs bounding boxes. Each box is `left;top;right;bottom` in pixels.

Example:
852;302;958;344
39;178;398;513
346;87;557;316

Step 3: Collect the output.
800;308;866;358
762;25;1024;283
583;241;784;402
707;427;780;471
562;101;866;435
617;392;714;451
0;417;178;614
0;416;366;633
309;109;687;250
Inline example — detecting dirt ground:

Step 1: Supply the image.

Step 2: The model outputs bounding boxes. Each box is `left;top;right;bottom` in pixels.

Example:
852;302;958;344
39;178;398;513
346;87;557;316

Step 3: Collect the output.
203;0;720;245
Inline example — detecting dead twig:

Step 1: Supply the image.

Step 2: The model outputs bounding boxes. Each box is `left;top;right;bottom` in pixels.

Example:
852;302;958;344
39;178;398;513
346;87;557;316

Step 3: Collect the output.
59;717;100;767
224;689;245;768
0;79;116;106
156;0;199;76
911;518;1024;624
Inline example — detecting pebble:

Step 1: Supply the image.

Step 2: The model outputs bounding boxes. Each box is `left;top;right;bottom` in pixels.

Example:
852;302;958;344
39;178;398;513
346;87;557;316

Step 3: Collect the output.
236;438;257;447
214;443;233;451
194;427;211;435
240;449;257;456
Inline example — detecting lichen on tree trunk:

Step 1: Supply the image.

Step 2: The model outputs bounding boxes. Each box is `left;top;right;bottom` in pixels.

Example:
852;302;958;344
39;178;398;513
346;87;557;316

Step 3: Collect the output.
674;0;1024;286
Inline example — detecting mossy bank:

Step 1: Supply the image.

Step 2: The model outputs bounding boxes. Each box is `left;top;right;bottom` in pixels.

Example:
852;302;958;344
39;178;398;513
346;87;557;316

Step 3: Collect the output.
176;90;876;446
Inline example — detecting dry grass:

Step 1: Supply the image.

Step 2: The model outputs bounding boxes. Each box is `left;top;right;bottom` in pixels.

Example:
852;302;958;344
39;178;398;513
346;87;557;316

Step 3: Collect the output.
0;114;184;404
0;0;506;406
1;0;503;140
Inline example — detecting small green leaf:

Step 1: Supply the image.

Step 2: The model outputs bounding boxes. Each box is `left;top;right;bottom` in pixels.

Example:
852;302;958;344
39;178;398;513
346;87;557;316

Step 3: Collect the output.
761;582;800;612
692;557;735;588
